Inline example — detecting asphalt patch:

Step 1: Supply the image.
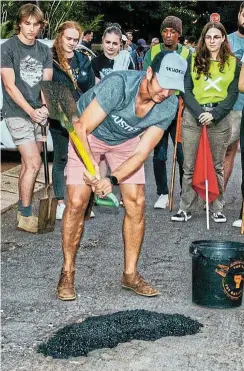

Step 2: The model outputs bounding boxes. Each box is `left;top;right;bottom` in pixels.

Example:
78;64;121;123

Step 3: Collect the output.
38;309;203;359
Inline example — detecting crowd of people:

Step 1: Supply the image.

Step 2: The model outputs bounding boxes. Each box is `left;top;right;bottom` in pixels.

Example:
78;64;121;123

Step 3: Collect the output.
1;3;243;301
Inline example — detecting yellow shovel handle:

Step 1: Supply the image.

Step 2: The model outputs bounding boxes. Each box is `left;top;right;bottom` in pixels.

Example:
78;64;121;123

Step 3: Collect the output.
69;130;96;176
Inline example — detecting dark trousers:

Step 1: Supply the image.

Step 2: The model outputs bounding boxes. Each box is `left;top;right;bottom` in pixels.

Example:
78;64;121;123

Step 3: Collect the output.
153;117;184;195
50;127;69;200
239;111;244;218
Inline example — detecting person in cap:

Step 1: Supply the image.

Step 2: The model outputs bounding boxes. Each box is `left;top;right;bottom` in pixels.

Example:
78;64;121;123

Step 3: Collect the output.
171;22;240;223
131;38;149;70
56;52;187;301
143;16;190;210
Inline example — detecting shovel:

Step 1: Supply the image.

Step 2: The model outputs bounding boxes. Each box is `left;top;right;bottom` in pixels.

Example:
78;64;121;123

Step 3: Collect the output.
38;125;58;233
40;81;119;217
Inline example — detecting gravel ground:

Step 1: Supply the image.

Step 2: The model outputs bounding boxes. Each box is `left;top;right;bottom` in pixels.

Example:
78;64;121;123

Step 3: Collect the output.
1;149;244;371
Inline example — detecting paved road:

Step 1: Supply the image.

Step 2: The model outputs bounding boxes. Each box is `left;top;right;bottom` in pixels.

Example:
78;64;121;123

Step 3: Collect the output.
1;148;244;371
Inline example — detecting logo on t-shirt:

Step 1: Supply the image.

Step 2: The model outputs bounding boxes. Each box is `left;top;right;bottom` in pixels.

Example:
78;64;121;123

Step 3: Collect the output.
111;115;141;133
100;68;113;79
20;55;43;87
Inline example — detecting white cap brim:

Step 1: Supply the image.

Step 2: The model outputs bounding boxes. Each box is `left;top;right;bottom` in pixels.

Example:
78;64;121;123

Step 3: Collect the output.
156;73;185;93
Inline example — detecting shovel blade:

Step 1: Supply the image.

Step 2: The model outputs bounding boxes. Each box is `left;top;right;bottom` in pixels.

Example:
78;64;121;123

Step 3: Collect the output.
38;197;58;233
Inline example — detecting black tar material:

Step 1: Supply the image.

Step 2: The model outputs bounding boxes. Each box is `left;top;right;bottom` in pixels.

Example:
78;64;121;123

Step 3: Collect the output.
38;309;203;359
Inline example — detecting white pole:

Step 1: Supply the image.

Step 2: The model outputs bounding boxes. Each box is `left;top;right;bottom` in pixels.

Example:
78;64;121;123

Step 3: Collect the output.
205;179;209;230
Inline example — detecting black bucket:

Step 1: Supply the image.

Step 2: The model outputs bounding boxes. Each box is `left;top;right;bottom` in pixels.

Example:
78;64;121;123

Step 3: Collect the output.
190;240;244;308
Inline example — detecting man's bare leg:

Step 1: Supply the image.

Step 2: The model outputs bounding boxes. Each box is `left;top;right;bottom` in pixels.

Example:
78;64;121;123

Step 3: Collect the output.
120;184;145;274
224;140;239;189
120;183;159;296
57;184;91;300
18;141;42;207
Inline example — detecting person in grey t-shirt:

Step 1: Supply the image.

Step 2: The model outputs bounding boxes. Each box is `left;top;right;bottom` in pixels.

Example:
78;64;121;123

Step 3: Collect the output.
1;4;53;234
57;52;187;301
225;2;244;190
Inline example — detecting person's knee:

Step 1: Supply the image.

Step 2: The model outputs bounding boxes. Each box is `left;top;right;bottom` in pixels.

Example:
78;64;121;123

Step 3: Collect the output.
67;192;88;214
124;193;145;216
24;155;42;173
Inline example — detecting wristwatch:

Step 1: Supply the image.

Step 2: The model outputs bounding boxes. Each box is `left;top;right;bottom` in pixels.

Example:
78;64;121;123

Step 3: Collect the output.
107;175;119;185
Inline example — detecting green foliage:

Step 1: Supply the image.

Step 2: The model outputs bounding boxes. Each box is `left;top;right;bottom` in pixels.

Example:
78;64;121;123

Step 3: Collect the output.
0;0;104;40
0;1;240;42
0;21;15;39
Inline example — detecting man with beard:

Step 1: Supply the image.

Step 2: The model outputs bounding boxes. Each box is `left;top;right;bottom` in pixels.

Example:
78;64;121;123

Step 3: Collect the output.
143;16;190;209
225;2;244;202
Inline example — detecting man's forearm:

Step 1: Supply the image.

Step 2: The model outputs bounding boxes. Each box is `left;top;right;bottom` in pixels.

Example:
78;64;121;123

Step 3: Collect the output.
4;84;34;117
74;124;98;170
111;152;146;183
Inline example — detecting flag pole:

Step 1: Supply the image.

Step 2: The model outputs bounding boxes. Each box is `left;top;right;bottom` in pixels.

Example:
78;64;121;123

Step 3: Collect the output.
203;124;209;230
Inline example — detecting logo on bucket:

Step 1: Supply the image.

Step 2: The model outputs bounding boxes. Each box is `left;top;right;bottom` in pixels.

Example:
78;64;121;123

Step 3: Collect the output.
216;261;244;300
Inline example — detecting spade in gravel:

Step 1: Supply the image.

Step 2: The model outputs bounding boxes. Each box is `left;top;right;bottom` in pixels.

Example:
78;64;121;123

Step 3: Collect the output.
38;125;57;233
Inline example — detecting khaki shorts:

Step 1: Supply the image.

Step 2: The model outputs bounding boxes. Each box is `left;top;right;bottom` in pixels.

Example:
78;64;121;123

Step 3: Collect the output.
66;134;145;185
5;117;43;146
228;110;242;144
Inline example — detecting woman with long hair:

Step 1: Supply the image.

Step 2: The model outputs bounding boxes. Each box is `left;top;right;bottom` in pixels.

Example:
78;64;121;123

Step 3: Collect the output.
50;21;95;220
171;22;240;224
91;23;134;83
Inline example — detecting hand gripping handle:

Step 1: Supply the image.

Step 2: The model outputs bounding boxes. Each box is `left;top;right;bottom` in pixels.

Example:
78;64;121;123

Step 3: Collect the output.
68;128;119;208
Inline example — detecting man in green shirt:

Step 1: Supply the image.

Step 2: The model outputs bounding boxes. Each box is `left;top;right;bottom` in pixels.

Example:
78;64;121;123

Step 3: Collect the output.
143;16;190;209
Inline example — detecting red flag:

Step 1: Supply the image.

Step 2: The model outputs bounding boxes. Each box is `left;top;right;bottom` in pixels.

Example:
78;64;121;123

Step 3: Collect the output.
192;125;219;203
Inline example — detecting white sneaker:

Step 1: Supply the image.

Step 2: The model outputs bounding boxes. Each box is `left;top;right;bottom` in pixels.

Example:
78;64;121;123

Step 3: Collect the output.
56;204;66;220
232;219;242;228
154;194;169;209
90;210;95;218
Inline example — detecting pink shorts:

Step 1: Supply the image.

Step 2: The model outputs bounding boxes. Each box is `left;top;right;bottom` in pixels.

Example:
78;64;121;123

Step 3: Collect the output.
66;134;145;185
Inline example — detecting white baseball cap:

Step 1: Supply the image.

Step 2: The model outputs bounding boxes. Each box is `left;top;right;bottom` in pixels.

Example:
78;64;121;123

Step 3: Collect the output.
151;51;187;92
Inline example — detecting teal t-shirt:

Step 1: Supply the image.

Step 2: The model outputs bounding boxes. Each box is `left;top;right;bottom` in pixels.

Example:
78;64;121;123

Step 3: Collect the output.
228;32;244;110
77;70;178;145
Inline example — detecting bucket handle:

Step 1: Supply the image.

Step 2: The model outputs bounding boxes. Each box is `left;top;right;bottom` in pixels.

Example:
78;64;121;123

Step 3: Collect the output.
190;247;209;262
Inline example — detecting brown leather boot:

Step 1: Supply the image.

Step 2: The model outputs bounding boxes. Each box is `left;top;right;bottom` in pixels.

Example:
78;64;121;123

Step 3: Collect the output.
57;269;76;301
121;272;160;297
